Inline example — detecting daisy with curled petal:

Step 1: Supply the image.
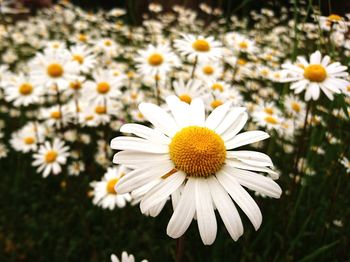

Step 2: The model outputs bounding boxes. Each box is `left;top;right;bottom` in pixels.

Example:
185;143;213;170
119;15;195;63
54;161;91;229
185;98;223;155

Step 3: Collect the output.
85;69;123;104
30;49;78;91
91;166;131;210
3;73;43;107
111;95;282;245
174;34;223;62
32;138;69;178
135;44;180;77
280;50;349;101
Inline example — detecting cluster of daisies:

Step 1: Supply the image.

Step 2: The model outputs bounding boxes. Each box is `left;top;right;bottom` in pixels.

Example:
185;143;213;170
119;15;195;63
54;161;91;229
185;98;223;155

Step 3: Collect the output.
0;0;349;252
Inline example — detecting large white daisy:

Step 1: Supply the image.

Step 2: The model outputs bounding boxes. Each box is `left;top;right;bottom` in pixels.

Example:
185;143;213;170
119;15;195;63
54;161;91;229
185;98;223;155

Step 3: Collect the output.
280;50;349;101
111;96;281;245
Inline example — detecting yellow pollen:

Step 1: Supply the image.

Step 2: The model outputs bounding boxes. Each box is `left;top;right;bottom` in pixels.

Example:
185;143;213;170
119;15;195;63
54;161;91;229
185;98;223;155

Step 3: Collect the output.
303;64;327;82
47;63;64;78
328;14;342;22
137;112;144;119
45;150;58;163
239;41;248;49
131;93;138;100
70;81;82;90
237;59;247;65
212;83;224;92
347;85;350;92
264;116;278;124
192;39;210;52
78;34;87;42
127;71;134;78
106;178;119;194
96;82;110;94
148;53;164;66
291;102;301;112
179;94;192;104
104;40;112;46
50;111;61;119
85;115;94;121
95;106;106;114
202;66;214;75
264;108;274;115
211;100;223;109
24;137;35;145
72;54;84;64
19;83;33;95
169;126;226;177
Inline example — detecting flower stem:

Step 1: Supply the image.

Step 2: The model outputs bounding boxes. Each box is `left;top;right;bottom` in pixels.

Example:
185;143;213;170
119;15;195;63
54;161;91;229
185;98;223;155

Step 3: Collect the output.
191;56;198;79
175;235;185;262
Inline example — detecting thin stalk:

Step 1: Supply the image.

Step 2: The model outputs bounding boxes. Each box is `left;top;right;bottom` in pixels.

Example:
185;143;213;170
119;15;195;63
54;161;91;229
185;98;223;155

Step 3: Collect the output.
175;235;185;262
191;56;198;79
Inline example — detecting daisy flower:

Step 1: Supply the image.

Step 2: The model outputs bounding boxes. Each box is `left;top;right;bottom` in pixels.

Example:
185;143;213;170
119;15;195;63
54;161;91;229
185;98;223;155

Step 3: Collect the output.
172;78;205;104
41;105;73;128
174;34;223;61
195;61;223;81
111;96;281;245
284;95;306;119
318;14;349;33
10;123;45;153
3;73;43;107
85;69;123;103
32;138;70;178
135;44;180;77
69;44;97;73
91;166;131;210
111;251;147;262
30;49;78;91
280;51;349;101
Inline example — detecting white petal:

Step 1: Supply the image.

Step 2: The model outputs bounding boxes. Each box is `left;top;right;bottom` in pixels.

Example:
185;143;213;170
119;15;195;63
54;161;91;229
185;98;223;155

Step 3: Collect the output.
224;166;282;198
110;136;168;153
195;178;217;245
139;102;178;137
205;101;231;130
167;179;196;239
115;161;173;194
225;131;269;149
208;176;243;241
215;108;246;135
216;170;262;230
113;151;169;167
226;151;273;166
140;171;186;214
221;113;248;142
190;98;205;126
166;95;191;128
120;123;171;144
310;50;321;64
226;159;279;178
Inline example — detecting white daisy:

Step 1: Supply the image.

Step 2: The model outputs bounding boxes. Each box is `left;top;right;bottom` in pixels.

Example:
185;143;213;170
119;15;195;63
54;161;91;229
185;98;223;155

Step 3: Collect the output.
32;138;70;178
174;34;223;62
69;44;97;73
111;251;147;262
172;78;205;104
135;44;180;77
91;166;131;210
280;50;349;101
111;96;281;245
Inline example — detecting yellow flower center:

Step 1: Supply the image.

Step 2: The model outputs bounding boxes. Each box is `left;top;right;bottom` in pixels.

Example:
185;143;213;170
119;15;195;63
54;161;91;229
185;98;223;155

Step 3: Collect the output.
106;178;119;194
78;34;87;42
137;112;144;119
264;116;278;124
347;85;350;92
45;150;58;163
24;137;35;145
148;53;164;66
192;39;210;52
72;54;84;64
239;41;248;49
95;105;106;114
212;83;224;92
179;94;192;104
169;126;226;177
51;111;61;119
47;63;64;78
202;66;214;75
85;115;94;121
303;64;327;82
104;40;113;46
19;83;33;95
211;100;223;109
96;82;110;94
70;81;82;90
328;14;342;22
291;102;301;112
237;59;247;65
264;108;274;115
